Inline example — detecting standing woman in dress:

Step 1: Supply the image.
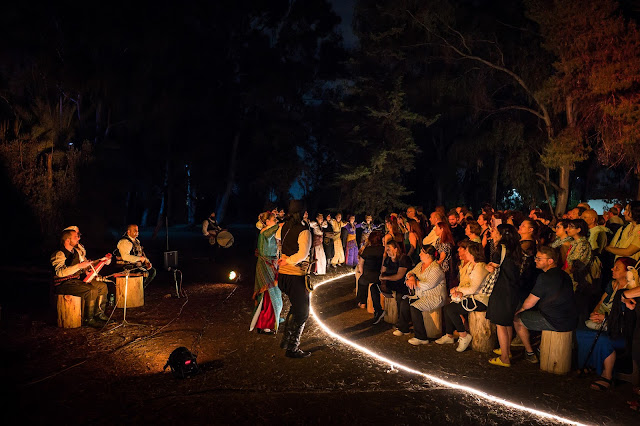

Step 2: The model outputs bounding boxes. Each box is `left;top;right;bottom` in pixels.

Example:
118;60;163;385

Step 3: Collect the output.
433;222;455;288
344;215;361;267
250;211;284;334
486;224;523;367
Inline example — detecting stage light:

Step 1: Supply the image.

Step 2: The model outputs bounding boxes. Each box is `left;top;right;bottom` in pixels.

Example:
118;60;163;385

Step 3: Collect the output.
310;272;587;426
228;271;240;282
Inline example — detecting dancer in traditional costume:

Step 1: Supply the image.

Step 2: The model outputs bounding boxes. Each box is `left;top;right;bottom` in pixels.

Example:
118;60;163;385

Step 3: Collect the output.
345;215;361;267
277;200;313;358
250;211;283;335
330;213;346;266
309;213;327;275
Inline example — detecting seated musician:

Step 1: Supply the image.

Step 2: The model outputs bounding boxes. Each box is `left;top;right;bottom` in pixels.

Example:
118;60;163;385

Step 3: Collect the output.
51;227;110;328
115;224;156;288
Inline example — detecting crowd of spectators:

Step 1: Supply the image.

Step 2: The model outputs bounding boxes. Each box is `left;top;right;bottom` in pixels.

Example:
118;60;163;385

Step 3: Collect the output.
333;202;640;405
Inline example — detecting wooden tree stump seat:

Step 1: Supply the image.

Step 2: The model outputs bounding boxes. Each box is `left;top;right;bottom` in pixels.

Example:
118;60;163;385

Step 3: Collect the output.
469;311;497;353
422;308;442;338
539;330;572;375
366;283;385;314
115;274;144;308
56;294;82;328
383;291;397;325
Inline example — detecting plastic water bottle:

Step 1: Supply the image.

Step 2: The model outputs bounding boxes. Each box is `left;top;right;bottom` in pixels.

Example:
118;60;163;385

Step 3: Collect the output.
108;294;115;307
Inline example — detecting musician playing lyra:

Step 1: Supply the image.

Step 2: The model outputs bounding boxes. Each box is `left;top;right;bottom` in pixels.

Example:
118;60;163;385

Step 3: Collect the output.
51;226;110;328
115;224;156;288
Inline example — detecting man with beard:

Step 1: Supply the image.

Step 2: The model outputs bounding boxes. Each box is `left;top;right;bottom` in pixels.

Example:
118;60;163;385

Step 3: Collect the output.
51;227;110;328
116;224;156;289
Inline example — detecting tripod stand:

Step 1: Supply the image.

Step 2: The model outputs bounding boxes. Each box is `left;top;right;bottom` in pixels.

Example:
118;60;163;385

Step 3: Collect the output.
107;269;146;331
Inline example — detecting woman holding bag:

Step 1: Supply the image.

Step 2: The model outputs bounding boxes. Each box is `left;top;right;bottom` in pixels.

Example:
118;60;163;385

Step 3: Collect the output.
486;224;523;367
436;242;490;352
405;245;447;345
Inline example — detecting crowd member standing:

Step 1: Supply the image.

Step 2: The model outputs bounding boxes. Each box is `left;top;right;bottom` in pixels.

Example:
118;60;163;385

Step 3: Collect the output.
605;202;640;262
277;201;313;358
433;222;455;288
518;218;540;301
551;219;573;267
356;230;385;314
423;211;445;246
448;211;466;243
309;213;327;275
486;224;523;367
250;211;283;335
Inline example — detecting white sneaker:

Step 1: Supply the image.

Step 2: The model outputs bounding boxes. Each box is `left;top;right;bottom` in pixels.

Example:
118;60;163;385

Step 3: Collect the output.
435;335;455;345
392;329;409;336
408;337;429;346
456;334;473;352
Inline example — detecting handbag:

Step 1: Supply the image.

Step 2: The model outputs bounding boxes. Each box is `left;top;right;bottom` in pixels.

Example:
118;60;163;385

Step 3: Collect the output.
479;245;506;297
410;283;445;312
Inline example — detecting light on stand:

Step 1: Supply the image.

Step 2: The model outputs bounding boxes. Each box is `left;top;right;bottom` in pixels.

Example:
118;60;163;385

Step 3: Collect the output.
228;271;240;282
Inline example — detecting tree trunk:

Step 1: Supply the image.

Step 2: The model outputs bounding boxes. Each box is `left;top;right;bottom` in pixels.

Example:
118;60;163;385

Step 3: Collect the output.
46;152;53;189
555;166;570;216
490;154;500;207
217;131;240;223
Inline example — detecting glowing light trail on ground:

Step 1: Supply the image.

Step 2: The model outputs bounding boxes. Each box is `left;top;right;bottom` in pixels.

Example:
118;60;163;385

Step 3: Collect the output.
310;272;588;426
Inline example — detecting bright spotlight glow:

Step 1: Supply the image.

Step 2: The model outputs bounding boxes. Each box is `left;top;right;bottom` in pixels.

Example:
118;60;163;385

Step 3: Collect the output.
228;271;237;281
310;272;587;426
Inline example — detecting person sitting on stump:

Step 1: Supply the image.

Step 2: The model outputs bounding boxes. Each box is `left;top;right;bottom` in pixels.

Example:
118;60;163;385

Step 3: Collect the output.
513;246;578;364
51;227;110;328
115;224;156;288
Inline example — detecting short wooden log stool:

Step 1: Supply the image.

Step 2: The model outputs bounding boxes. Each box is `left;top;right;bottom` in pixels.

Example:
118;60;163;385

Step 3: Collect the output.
57;294;82;328
383;291;397;325
469;311;497;353
539;330;572;375
367;283;385;314
422;308;442;338
115;274;144;308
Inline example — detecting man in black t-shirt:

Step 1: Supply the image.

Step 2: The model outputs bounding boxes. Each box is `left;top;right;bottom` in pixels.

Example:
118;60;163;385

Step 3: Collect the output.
513;246;578;363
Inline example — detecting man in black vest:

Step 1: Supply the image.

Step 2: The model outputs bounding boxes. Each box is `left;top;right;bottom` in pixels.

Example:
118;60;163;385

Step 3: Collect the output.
51;228;109;327
116;224;156;288
277;200;313;358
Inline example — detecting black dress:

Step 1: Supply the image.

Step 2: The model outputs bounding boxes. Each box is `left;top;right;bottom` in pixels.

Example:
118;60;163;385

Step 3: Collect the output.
486;250;521;326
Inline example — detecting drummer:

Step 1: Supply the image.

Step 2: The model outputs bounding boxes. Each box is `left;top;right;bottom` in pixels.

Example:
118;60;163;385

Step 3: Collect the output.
202;211;223;261
115;224;156;288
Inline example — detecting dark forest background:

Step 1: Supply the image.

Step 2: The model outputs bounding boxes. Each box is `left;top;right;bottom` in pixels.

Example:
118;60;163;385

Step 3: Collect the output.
2;0;640;255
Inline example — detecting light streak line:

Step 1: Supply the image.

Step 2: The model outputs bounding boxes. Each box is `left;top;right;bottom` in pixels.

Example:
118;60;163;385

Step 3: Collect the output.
310;272;589;426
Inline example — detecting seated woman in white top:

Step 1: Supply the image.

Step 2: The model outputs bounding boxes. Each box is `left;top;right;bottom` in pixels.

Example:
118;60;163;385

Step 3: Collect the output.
405;245;447;345
435;242;490;352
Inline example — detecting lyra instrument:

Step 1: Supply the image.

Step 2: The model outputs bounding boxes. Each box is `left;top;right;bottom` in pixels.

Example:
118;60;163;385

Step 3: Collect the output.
83;253;112;282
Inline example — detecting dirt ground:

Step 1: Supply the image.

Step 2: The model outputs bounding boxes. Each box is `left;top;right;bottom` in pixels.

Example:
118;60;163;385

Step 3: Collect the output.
1;226;638;425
